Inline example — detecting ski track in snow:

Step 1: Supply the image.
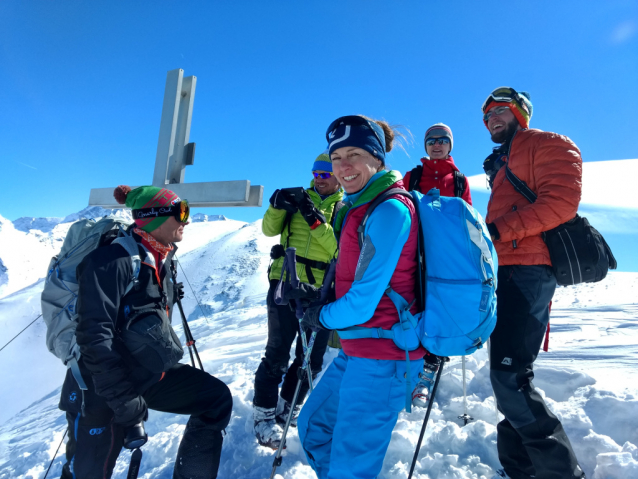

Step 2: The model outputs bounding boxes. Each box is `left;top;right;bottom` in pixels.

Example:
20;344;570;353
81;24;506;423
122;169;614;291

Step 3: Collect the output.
1;217;637;478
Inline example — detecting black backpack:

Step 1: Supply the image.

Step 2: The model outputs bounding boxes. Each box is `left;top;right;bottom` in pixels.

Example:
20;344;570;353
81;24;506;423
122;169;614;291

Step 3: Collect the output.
504;165;617;286
407;164;466;198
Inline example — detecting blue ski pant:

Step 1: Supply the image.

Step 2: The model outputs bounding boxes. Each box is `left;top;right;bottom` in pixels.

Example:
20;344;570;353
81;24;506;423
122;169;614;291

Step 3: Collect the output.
298;350;421;479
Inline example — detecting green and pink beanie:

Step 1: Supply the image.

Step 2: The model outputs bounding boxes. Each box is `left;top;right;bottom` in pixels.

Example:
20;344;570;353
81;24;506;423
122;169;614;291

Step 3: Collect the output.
114;185;181;232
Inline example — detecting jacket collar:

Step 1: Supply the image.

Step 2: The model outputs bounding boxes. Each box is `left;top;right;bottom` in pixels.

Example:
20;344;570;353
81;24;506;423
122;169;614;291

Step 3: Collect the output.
333;169;403;235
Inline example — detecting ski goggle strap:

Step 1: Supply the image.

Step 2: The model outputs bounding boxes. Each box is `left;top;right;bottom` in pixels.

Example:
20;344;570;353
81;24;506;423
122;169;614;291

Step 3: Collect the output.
325;115;386;162
132;199;190;224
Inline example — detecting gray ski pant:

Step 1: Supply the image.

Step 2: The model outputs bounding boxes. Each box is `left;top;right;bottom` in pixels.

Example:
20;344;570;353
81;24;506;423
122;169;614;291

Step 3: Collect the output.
489;265;585;479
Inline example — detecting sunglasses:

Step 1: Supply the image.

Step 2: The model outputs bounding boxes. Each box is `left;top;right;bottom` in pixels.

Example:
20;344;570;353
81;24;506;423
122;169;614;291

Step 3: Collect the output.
325;115;385;152
132;199;190;224
483;106;511;123
313;171;334;179
481;86;524;113
425;138;451;146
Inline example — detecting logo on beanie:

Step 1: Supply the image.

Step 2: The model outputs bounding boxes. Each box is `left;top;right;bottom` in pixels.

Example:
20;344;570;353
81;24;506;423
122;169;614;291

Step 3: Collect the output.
329;125;351;149
134;207;175;219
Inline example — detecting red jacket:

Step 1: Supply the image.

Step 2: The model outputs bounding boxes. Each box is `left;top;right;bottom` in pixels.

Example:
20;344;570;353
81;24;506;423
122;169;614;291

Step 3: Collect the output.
486;129;582;266
336;183;426;360
404;156;472;205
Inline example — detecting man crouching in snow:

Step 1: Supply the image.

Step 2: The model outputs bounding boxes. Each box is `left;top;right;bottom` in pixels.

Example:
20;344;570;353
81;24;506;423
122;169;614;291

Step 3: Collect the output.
481;87;586;479
58;185;232;479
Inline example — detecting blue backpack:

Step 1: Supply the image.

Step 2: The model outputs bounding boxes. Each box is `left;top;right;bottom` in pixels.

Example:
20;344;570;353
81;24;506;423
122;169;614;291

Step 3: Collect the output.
338;188;498;358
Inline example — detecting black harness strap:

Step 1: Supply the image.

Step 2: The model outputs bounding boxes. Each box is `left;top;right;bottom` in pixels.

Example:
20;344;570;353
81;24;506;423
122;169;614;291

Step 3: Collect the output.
408;164;466;199
453;170;466;198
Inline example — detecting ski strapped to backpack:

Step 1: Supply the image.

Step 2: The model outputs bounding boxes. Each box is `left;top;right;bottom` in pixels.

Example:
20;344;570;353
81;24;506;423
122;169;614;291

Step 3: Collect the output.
41;216;141;410
407;164;466;198
504;165;617;285
337;188;498;409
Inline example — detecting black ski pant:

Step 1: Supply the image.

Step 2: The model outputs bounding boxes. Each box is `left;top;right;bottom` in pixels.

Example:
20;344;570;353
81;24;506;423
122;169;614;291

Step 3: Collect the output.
253;279;330;410
59;363;232;479
489;265;585;479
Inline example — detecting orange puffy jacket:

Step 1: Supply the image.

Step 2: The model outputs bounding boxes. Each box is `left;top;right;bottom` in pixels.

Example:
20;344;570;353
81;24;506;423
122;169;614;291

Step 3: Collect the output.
486;129;582;266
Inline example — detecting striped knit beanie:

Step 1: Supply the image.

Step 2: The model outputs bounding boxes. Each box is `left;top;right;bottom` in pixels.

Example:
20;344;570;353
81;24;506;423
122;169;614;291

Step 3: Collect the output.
114;185;181;232
424;123;453;152
312;150;333;172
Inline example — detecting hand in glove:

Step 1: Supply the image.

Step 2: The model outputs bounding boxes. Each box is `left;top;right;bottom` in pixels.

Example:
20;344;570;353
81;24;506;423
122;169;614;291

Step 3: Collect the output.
284;282;321;308
269;189;299;214
174;281;185;301
298;192;326;228
110;395;148;427
301;304;328;332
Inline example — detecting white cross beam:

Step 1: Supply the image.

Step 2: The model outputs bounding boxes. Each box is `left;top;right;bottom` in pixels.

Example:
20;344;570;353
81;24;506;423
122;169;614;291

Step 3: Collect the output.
89;68;263;208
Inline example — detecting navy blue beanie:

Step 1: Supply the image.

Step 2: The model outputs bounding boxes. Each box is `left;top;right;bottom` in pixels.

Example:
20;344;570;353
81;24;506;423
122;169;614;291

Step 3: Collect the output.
326;116;386;163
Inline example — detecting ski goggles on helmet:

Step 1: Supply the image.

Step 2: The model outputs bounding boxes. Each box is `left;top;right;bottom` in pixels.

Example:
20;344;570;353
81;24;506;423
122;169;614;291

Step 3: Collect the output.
482;87;525;114
425;138;451;146
325;115;386;161
312;171;334;179
132;199;190;224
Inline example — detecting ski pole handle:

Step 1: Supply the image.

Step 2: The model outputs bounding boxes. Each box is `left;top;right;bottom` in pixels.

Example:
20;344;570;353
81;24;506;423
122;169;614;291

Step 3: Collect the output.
319;259;337;304
284;247;304;318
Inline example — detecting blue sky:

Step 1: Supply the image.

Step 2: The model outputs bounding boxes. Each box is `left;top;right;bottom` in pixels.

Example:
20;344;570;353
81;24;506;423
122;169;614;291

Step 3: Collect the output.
1;1;637;269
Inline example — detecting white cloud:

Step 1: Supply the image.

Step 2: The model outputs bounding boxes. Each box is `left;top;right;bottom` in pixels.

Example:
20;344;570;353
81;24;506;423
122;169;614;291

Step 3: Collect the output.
611;20;637;44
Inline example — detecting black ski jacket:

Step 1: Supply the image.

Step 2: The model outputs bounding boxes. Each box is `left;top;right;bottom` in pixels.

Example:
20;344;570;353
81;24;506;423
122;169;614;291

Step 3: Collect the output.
67;232;182;425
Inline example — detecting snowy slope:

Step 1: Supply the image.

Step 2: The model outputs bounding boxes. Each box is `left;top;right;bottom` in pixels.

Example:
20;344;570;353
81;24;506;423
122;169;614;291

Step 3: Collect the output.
0;215;637;478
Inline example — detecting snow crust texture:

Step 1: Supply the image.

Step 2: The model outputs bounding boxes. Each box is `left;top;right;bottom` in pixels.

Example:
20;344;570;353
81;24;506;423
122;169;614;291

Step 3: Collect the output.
0;214;637;478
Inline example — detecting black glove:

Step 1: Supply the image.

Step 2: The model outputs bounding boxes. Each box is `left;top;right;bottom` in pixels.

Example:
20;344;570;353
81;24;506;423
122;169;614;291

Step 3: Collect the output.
111;395;148;427
301;304;327;332
284;282;321;308
174;281;185;301
269;189;298;214
298;192;326;228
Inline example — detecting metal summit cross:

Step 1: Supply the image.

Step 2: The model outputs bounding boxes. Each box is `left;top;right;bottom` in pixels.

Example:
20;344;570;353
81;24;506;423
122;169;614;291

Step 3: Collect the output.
89;68;263;208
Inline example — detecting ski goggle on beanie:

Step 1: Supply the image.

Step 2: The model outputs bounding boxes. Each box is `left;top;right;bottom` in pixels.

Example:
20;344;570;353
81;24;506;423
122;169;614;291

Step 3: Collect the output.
326;115;386;163
482;86;533;130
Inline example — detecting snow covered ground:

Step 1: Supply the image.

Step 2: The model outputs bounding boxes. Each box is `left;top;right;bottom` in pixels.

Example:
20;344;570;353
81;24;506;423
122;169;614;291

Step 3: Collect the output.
0;212;637;478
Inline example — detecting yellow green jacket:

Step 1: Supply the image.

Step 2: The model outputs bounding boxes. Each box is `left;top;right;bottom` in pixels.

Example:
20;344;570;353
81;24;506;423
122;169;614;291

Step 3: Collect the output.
263;181;343;286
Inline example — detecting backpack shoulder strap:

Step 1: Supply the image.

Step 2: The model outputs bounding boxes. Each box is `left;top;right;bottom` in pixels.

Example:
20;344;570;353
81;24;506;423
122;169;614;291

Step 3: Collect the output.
408;165;423;192
504;165;537;203
112;233;142;295
453;170;466;198
357;188;414;249
282;211;293;248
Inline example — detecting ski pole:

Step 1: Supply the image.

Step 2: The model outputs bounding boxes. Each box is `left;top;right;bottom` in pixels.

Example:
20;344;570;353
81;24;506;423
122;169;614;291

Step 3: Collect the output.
176;297;204;371
284;247;314;390
269;329;317;479
408;356;448;479
457;355;474;426
43;427;67;479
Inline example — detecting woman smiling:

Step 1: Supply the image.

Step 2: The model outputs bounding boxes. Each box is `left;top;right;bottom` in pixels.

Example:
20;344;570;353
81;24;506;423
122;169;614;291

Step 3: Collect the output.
296;115;426;478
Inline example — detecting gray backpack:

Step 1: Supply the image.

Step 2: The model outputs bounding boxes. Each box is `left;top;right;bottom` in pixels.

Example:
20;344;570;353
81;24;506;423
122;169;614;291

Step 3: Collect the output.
41;216;141;387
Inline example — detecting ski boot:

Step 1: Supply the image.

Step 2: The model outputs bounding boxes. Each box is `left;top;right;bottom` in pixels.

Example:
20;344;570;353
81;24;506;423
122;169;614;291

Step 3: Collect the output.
411;357;440;408
275;397;301;428
253;406;284;450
